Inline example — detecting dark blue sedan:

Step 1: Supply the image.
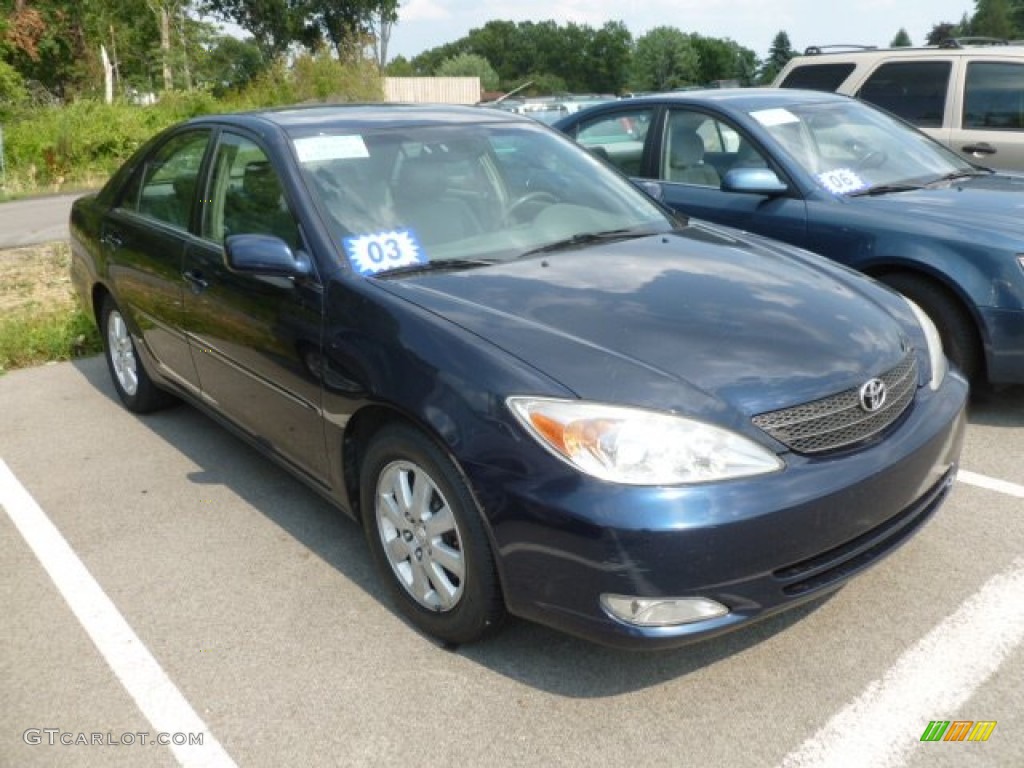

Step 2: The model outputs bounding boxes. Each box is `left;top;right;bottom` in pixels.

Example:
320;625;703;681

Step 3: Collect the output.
70;104;966;649
555;89;1024;385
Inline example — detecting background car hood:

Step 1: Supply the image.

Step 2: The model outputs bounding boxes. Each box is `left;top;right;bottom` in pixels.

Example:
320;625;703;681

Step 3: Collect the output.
377;230;909;419
850;173;1024;239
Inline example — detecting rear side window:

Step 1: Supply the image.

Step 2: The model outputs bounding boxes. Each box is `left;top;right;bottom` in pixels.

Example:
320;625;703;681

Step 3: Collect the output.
856;61;952;128
572;109;654;176
121;131;210;229
779;63;856;92
964;62;1024;130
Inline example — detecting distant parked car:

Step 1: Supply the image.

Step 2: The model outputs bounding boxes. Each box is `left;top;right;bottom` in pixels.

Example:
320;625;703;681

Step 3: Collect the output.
555;88;1024;384
70;104;966;649
773;40;1024;171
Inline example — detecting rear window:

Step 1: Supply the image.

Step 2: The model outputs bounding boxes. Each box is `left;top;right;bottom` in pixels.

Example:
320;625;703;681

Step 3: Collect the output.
779;63;856;92
855;61;952;128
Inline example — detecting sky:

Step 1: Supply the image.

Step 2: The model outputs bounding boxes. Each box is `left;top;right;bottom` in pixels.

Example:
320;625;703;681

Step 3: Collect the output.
386;0;977;62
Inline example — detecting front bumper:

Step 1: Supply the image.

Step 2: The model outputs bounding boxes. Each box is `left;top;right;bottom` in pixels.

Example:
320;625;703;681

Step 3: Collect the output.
469;373;968;650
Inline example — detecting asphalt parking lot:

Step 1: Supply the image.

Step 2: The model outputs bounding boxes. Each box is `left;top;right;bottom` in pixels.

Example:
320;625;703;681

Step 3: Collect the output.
2;356;1022;768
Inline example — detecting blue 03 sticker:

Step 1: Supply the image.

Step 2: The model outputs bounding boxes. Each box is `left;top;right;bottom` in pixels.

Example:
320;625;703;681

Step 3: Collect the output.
344;229;426;275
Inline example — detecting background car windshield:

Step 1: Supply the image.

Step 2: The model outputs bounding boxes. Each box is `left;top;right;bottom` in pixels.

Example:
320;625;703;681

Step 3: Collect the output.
291;122;671;274
747;101;975;195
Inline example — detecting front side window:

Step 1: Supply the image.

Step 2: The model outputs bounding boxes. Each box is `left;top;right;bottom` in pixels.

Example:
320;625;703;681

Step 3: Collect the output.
856;61;952;128
964;62;1024;130
203;133;301;248
571;109;655;175
122;130;210;230
660;110;742;187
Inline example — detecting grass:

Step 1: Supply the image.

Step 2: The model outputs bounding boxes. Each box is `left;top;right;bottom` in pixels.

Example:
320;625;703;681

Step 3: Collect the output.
0;241;102;374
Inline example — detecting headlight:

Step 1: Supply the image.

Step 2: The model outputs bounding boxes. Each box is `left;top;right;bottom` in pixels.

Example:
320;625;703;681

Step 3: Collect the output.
507;397;783;485
903;298;947;390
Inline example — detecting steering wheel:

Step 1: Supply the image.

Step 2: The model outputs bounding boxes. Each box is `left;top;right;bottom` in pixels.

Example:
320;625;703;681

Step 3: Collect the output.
504;191;559;224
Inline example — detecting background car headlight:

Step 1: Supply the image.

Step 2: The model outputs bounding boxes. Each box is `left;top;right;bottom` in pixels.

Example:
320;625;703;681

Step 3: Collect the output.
904;298;947;390
507;397;783;485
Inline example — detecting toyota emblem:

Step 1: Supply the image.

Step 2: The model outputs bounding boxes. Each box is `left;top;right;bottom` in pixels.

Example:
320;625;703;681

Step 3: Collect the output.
859;378;887;412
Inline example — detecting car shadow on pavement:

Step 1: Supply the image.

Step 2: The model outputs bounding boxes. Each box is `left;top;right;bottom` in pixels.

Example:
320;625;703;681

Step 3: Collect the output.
968;384;1024;427
71;355;845;697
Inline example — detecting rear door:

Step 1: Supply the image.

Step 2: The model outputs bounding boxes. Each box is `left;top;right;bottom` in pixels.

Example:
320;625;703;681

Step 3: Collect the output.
182;129;329;482
101;129;211;394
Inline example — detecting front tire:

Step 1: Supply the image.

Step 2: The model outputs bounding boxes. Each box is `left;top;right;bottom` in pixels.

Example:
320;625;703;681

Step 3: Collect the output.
101;296;174;413
881;273;982;384
361;424;504;645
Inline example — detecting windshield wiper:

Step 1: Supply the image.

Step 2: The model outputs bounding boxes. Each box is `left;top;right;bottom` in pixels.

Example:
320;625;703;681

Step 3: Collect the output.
847;183;924;198
927;169;993;185
517;228;654;258
375;258;499;278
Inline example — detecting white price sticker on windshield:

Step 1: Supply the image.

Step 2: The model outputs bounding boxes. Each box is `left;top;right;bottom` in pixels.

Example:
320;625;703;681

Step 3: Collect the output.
817;168;867;194
344;229;426;275
294;135;370;162
750;108;800;127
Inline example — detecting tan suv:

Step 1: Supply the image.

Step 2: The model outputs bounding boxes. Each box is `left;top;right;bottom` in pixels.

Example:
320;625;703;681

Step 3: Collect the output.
773;40;1024;171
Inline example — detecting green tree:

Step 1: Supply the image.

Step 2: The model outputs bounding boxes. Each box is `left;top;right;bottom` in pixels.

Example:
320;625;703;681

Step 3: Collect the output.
195;35;265;95
758;30;795;84
436;52;498;91
630;26;699;91
584;21;632;93
890;28;912;47
688;34;759;85
926;22;958;44
973;0;1015;38
384;54;416;76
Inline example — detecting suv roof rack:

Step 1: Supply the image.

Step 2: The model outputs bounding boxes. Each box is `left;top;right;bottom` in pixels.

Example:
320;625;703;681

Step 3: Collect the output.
803;45;878;55
938;37;1009;48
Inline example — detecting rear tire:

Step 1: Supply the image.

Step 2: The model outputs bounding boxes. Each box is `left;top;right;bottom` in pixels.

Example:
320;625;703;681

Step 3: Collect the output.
361;424;505;645
881;273;982;384
101;296;175;413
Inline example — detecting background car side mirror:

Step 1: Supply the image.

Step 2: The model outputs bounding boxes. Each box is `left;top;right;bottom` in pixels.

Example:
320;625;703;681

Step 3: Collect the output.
634;180;665;201
225;234;313;278
721;168;789;196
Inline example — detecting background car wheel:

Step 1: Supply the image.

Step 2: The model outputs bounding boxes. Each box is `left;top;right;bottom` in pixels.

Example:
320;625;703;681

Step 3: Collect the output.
881;273;982;383
101;297;175;413
361;424;504;645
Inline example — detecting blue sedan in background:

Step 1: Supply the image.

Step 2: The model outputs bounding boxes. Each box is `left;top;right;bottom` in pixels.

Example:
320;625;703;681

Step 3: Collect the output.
555;89;1024;385
71;104;966;649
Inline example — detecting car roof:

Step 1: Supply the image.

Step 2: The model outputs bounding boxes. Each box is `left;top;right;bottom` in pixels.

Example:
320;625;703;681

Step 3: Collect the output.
183;103;532;135
586;88;851;111
790;43;1024;61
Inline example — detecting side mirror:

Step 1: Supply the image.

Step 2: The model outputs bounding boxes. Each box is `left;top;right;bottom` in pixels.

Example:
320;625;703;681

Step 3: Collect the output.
634;180;665;201
225;234;312;278
722;168;789;196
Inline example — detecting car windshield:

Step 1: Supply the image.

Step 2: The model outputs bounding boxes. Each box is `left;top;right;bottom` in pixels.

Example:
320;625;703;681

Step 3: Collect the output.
289;121;672;276
746;101;980;196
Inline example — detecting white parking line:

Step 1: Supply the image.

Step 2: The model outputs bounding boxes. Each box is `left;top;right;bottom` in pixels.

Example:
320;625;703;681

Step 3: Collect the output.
0;459;238;768
958;469;1024;499
778;556;1024;768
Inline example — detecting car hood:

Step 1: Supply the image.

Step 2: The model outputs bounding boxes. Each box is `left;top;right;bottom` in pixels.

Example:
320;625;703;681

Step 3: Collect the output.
849;173;1024;239
376;227;911;421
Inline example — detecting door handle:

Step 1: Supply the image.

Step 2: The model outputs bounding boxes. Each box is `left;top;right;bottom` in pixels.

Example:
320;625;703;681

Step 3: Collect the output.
101;231;124;249
961;142;996;156
183;269;209;294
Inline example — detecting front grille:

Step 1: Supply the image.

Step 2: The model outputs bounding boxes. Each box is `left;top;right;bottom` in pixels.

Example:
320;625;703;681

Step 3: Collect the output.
752;352;918;454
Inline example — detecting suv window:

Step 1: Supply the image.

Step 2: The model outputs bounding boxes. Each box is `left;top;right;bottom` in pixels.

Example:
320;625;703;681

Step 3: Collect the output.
855;61;952;128
964;61;1024;130
779;63;856;92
